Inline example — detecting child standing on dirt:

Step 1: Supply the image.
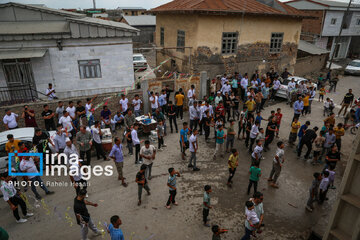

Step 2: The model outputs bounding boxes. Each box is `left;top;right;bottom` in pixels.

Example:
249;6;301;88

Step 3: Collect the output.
203;185;212;227
227;149;239;187
125;126;133;155
166;168;181;209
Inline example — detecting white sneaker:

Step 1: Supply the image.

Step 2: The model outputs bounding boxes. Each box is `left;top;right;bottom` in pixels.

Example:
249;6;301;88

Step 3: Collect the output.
163;144;167;147
16;218;27;223
85;194;89;198
158;148;163;151
26;213;34;217
95;229;105;235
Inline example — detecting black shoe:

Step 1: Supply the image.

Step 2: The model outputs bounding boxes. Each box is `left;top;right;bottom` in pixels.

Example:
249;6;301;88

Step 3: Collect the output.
176;130;178;133
46;191;54;195
188;164;194;168
147;191;151;196
36;195;42;200
193;167;200;171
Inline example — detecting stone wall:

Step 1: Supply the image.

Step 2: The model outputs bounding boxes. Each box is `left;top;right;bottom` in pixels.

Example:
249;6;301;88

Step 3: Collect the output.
0;89;142;132
192;42;298;78
295;54;328;77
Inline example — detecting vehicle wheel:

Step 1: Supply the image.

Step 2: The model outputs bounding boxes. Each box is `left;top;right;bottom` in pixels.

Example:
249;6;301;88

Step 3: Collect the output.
350;127;357;135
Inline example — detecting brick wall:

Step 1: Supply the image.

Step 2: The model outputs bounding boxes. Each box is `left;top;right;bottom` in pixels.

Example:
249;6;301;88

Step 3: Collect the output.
301;10;324;36
0;90;142;132
294;54;328;77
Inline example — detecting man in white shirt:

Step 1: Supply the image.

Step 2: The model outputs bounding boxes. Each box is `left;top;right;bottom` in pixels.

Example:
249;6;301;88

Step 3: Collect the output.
287;78;296;104
149;92;159;113
249;121;260;153
20;157;54;200
66;101;77;128
187;85;196;100
189;129;200;171
214;92;223;107
119;94;129;114
91;121;107;161
221;82;231;96
3;109;18;130
268;141;285;188
221;74;228;86
189;101;200;131
45;83;57;100
251;140;263;165
85;96;96;127
241;75;249;101
0;172;33;223
59;111;76;140
53;124;68;153
132;94;142;117
139;140;156;179
271;78;281;100
309;87;316;114
64;137;79;161
132;124;144;164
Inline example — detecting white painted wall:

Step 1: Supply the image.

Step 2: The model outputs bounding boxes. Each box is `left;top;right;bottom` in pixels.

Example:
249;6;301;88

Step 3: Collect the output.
0;37;135;99
322;10;360;36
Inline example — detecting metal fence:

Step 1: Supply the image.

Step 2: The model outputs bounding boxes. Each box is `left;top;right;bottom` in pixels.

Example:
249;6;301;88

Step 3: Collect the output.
0;84;41;107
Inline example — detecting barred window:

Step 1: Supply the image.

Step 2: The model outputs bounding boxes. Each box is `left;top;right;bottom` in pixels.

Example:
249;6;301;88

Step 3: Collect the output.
78;59;102;79
221;32;238;54
270;33;283;53
177;30;185;52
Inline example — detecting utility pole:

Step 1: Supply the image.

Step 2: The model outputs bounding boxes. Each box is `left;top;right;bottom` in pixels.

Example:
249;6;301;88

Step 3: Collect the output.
92;0;96;9
328;0;353;69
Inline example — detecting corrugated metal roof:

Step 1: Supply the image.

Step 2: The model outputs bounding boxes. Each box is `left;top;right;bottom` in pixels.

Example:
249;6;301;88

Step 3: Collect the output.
0;2;85;18
118;7;146;10
285;0;357;8
298;40;330;55
0;49;47;59
123;16;156;26
150;0;310;18
0;22;70;35
67;17;139;33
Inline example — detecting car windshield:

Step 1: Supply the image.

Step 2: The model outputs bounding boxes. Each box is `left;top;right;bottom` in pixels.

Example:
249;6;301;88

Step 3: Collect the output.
133;56;144;61
349;61;360;67
282;79;290;85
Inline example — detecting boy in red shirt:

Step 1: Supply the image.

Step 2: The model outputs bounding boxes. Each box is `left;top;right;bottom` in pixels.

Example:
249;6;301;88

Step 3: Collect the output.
275;108;283;138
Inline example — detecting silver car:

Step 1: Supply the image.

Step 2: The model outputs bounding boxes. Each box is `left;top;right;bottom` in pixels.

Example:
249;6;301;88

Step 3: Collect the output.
276;76;317;99
345;60;360;76
133;54;147;71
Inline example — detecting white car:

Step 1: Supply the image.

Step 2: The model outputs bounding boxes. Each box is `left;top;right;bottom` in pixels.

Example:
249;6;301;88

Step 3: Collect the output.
345;59;360;75
276;76;317;99
0;128;56;174
133;54;147;71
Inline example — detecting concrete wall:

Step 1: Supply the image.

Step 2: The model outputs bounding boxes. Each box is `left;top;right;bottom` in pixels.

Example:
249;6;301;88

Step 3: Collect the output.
0;37;135;99
156;13;302;78
0;89;142;132
322;11;360;37
294;54;328;77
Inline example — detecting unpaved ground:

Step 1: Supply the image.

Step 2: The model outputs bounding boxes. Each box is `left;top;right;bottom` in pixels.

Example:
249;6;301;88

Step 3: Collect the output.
0;75;359;240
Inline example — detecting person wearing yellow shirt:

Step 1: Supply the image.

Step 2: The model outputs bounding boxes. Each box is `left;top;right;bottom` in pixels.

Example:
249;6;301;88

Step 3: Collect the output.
175;91;185;120
334;123;345;152
227;149;239;187
289;118;300;145
319;87;326;102
245;96;256;118
302;93;310;116
5;134;20;153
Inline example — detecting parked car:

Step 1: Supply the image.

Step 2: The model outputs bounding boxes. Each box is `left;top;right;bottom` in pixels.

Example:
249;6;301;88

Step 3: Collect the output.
344;59;360;75
276;76;317;99
0;128;56;174
133;54;147;71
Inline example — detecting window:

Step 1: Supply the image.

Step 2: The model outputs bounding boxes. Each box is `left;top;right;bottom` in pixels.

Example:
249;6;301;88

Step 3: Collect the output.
160;27;164;46
356;18;360;25
331;18;337;25
177;30;185;52
221;32;238;54
78;59;102;79
269;32;283;53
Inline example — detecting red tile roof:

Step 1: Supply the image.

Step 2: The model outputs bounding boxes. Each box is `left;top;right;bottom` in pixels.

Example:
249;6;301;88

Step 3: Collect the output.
149;0;311;18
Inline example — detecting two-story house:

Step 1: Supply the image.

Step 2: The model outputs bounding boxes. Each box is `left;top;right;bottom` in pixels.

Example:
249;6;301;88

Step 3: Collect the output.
150;0;310;77
286;0;360;59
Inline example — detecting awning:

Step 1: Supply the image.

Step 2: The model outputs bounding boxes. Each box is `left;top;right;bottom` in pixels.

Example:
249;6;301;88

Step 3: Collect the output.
298;40;330;55
0;49;47;60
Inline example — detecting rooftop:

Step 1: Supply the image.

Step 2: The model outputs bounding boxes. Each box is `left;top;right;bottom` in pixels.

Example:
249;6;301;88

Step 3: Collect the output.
118;7;146;10
122;15;156;26
298;40;330;55
150;0;311;18
285;0;360;9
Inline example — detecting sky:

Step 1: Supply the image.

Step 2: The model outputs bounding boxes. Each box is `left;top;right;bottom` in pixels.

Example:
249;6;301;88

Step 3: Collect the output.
0;0;354;10
0;0;172;10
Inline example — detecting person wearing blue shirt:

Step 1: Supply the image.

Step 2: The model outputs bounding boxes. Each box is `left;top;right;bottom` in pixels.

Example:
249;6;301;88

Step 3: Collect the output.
108;215;124;240
293;96;304;121
260;83;270;110
213;125;225;159
180;122;190;160
297;121;310;150
355;106;360;123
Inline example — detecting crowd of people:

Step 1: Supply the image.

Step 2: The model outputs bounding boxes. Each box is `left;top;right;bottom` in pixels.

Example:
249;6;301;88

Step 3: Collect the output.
1;67;360;240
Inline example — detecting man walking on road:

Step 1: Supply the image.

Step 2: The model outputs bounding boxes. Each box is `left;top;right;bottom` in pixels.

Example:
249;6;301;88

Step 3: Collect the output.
109;137;128;187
